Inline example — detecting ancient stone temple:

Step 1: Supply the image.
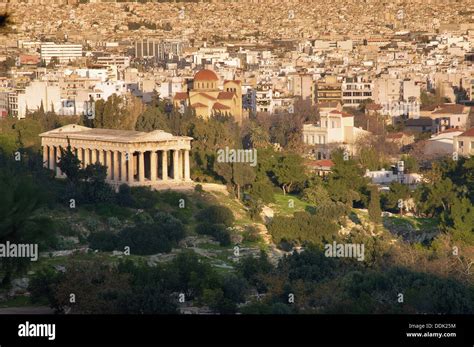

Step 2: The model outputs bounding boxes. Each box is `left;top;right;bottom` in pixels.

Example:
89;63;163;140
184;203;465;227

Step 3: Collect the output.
39;124;193;188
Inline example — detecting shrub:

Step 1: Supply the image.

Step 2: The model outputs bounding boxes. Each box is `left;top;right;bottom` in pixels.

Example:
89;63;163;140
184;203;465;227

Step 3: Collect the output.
242;225;261;243
84;218;100;233
117;184;134;207
88;231;117;251
197;205;235;227
249;179;275;203
194;184;204;193
195;223;231;246
134;211;154;224
130;187;157;209
117;225;172;255
107;217;121;229
153;211;186;243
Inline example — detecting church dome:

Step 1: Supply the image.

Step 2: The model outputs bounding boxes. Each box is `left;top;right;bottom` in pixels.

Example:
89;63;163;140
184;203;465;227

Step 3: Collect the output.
194;69;219;82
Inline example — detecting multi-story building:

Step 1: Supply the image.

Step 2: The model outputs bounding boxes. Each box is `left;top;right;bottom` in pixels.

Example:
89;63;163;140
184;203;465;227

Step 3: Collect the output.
96;56;131;70
135;39;187;63
316;75;342;104
15;81;61;119
373;76;401;107
342;76;373;108
255;84;273;114
402;79;421;102
288;73;314;103
243;88;257;117
40;43;83;65
8;91;21;118
0;91;9;117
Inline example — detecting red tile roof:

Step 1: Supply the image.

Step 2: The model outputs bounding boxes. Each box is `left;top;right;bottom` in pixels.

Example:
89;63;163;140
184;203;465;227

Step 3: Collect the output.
431;104;467;114
212;102;231;110
306;159;335;168
198;93;217;100
194;69;219;81
217;91;235;100
174;92;188;100
191;102;208;108
459;128;474;137
329;110;353;117
366;103;383;111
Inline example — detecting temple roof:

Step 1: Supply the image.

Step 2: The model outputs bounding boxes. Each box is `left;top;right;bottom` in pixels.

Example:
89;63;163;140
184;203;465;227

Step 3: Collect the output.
39;124;192;143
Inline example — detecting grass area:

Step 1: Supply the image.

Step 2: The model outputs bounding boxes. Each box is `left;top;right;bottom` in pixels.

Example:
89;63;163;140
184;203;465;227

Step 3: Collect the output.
384;215;439;232
0;296;41;308
270;193;312;216
206;191;253;225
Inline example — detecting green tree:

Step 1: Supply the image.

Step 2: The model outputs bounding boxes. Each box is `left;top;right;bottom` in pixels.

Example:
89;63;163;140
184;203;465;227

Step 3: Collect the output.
57;139;82;184
368;187;382;224
196;205;235;227
0;172;53;286
274;153;306;195
232;162;256;200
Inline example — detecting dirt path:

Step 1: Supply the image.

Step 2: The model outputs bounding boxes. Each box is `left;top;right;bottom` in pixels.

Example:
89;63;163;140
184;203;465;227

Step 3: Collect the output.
0;306;54;314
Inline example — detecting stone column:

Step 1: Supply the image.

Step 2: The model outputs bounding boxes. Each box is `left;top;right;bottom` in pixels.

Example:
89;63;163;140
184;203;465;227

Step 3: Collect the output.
128;151;134;184
173;149;180;180
84;148;90;167
106;150;112;180
97;149;104;166
121;151;127;183
91;149;97;164
55;146;62;176
113;150;120;182
138;151;145;183
77;148;83;168
184;149;190;181
150;150;157;182
49;145;55;170
42;145;48;168
178;150;183;179
162;150;168;180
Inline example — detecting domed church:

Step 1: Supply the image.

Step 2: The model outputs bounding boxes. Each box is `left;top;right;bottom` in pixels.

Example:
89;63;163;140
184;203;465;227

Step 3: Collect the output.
173;69;243;123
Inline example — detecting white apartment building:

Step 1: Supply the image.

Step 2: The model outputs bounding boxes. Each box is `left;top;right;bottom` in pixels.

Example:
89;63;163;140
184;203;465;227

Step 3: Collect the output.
373;76;401;107
402;79;421;102
342;76;373;107
96;55;131;70
40;43;83;64
256;85;273;113
159;78;183;99
16;81;61;119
